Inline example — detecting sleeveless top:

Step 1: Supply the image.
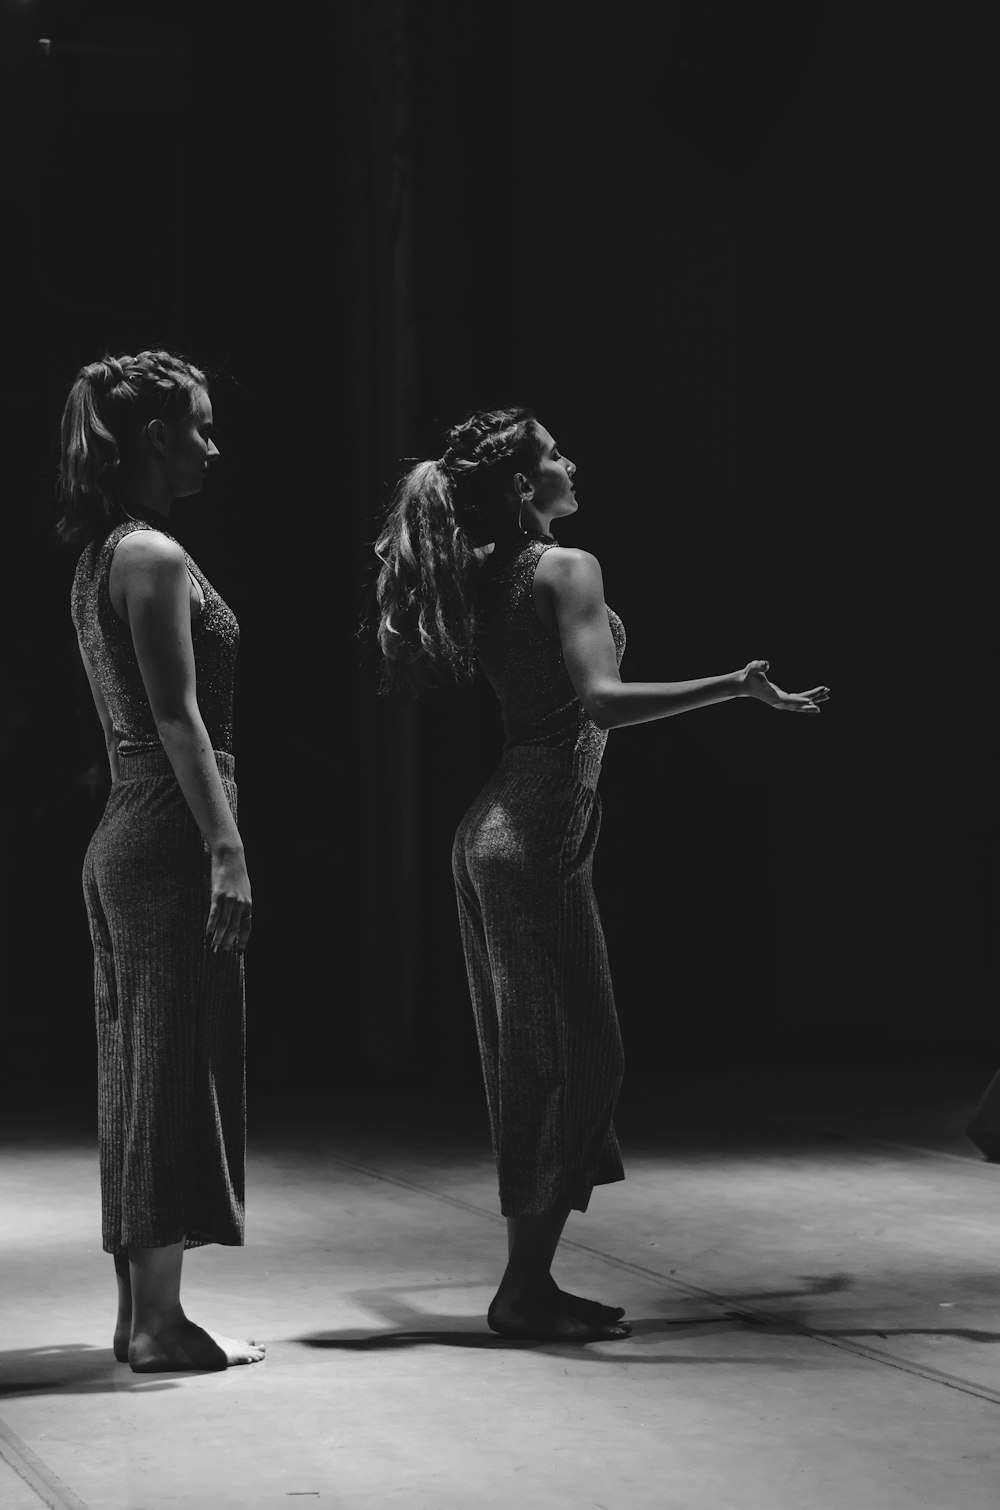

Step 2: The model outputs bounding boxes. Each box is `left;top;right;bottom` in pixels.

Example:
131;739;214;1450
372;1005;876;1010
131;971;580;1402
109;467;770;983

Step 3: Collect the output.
70;520;239;757
475;536;626;763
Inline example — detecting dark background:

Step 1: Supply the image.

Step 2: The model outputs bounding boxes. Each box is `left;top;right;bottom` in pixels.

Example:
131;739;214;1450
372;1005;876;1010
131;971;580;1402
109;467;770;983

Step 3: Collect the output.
1;1;995;1110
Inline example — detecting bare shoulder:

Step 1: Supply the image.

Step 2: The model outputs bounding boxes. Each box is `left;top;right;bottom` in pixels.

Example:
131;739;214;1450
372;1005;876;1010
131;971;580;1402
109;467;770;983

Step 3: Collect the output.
535;545;605;595
113;528;183;564
109;529;189;620
112;528;186;581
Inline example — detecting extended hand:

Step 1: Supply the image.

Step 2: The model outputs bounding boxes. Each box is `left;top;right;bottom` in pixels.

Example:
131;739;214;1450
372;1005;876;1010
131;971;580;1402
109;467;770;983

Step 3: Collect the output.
740;660;830;714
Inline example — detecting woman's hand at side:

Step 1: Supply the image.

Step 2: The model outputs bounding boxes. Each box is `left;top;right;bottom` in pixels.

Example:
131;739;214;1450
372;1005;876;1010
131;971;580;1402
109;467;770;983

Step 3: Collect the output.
738;660;830;714
114;529;253;954
207;845;253;955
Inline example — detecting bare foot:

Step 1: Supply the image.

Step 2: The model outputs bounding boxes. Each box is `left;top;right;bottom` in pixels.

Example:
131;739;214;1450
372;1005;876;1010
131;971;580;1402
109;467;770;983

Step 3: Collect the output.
129;1319;265;1373
113;1326;130;1364
542;1274;626;1325
488;1291;631;1343
206;1330;266;1363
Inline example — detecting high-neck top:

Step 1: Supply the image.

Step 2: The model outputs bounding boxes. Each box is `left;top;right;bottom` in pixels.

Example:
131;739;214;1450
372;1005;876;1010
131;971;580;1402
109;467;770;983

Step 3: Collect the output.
71;520;239;757
474;536;626;763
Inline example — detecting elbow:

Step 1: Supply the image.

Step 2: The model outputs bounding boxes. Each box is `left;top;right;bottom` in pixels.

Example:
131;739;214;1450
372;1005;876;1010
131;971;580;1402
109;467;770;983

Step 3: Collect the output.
154;708;202;742
586;687;617;731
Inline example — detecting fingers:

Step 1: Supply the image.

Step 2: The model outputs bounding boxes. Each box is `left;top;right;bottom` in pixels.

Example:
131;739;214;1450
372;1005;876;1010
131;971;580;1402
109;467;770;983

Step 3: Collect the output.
763;679;830;712
791;684;831;710
747;659;830;713
206;903;252;954
749;662;830;700
770;691;823;713
218;908;242;954
205;904;230;954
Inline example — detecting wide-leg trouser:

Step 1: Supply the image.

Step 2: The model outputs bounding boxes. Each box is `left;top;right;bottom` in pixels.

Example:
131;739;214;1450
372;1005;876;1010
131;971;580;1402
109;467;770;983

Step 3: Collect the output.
452;746;625;1217
82;747;245;1254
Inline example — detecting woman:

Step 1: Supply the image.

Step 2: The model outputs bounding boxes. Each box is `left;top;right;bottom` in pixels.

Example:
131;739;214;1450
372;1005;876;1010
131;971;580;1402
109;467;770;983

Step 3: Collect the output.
58;350;263;1372
375;406;829;1343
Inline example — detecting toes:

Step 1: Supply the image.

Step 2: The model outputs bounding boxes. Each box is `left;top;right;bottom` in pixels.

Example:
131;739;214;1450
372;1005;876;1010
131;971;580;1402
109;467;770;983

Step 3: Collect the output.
564;1320;631;1343
553;1287;627;1324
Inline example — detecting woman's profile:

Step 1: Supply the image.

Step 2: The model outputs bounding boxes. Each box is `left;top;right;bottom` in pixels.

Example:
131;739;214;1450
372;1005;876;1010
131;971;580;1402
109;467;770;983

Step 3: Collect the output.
374;406;829;1342
58;350;262;1372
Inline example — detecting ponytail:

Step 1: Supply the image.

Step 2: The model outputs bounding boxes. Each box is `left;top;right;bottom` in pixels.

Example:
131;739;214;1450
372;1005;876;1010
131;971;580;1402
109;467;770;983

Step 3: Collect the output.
373;406;541;694
374;459;480;694
54;349;207;547
56;358;128;544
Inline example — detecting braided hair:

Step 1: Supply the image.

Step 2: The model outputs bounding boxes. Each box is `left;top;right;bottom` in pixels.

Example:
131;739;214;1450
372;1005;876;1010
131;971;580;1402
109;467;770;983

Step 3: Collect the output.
55;349;208;547
374;406;542;694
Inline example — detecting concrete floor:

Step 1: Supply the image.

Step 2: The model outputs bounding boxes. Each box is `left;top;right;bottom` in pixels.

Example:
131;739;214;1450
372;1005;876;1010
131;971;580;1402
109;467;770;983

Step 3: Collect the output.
1;1065;999;1510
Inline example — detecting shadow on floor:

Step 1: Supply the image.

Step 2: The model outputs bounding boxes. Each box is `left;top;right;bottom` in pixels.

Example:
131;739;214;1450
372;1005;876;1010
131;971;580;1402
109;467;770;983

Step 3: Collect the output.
295;1317;843;1367
293;1281;816;1364
0;1344;192;1397
295;1268;1000;1364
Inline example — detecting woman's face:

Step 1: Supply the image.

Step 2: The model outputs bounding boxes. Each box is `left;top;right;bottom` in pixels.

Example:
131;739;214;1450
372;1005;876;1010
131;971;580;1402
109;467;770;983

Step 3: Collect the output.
525;423;577;522
161;386;220;498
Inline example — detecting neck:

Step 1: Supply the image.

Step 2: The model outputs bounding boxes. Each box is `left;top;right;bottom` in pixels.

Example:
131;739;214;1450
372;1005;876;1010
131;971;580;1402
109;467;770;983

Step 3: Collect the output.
521;501;557;539
493;525;554;552
119;465;173;523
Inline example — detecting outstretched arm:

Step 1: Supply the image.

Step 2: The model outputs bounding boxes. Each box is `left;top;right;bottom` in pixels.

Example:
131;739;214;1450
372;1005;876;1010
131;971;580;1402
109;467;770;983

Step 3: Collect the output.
535;548;829;731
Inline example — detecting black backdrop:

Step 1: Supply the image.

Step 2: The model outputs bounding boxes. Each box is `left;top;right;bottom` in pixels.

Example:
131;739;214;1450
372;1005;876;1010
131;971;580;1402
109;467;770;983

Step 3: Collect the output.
1;1;996;1108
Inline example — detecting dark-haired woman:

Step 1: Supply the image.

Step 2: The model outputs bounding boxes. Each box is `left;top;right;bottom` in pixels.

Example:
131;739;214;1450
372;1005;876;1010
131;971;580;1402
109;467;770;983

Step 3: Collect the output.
375;407;829;1343
58;351;262;1372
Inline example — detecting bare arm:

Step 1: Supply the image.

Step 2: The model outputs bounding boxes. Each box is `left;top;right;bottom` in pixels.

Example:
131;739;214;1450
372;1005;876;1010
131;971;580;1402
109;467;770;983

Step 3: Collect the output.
114;531;251;953
78;639;121;783
536;548;828;730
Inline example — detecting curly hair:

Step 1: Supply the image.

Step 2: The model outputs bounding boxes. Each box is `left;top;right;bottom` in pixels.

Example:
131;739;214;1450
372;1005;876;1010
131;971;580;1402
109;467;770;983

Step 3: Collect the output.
54;349;208;547
374;406;542;694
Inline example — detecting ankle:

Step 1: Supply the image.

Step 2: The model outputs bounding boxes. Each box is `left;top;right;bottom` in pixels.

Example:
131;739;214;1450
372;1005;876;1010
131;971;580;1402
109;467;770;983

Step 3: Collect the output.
131;1303;185;1336
496;1270;552;1305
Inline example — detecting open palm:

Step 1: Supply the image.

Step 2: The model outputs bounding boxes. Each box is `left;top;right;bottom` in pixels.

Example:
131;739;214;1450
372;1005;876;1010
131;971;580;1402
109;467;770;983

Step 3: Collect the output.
741;660;830;714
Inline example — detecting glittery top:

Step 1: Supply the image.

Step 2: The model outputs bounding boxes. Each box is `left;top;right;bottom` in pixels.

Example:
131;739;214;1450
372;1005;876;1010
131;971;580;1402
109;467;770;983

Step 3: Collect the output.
475;536;625;762
71;520;239;757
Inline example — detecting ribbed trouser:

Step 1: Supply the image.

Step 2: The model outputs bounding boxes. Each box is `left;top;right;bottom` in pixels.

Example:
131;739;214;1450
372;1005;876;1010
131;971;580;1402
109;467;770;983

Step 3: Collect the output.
82;747;245;1254
452;746;625;1217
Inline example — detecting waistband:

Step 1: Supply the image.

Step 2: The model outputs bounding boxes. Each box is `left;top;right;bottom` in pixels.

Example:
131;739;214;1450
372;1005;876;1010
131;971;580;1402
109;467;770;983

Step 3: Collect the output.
499;744;603;790
117;747;235;782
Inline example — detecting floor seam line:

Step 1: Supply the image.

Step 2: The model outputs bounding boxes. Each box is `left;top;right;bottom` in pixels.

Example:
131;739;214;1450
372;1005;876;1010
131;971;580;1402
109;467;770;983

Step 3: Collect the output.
0;1416;93;1510
321;1153;1000;1407
557;1235;1000;1406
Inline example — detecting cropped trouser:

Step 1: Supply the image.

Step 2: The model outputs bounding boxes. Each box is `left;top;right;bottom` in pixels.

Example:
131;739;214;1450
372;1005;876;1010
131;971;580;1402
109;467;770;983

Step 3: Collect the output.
452;746;625;1217
82;747;245;1254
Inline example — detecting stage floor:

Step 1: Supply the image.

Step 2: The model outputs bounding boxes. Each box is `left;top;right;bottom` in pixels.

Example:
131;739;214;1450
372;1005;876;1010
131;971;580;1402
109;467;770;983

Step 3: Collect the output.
1;1065;999;1510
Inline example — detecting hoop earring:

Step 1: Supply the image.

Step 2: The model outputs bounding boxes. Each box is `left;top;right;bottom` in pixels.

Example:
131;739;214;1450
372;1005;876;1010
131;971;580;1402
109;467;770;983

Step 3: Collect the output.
518;494;532;533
